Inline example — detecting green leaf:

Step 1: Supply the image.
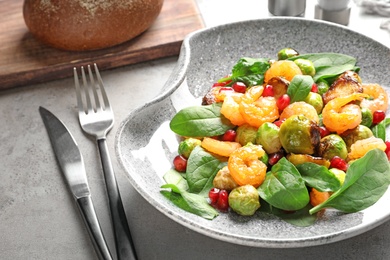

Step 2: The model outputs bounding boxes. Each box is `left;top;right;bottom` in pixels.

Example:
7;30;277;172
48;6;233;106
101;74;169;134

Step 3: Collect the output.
310;149;390;214
186;146;226;196
258;158;310;211
163;169;189;191
170;103;234;137
229;57;270;86
287;75;314;103
161;183;218;220
289;53;357;82
296;162;341;192
372;117;390;141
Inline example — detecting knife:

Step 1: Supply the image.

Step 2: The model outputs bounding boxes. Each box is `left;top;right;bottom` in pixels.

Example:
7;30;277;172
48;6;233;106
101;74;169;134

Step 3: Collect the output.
39;106;113;260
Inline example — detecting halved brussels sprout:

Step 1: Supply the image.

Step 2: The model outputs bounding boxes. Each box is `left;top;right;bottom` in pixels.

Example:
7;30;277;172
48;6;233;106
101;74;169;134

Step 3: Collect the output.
228;184;260;216
339;125;373;152
255;122;282;154
235;124;258;146
323;70;363;104
277;48;299;60
287;153;330;168
213;166;239;191
294;58;316;77
178;138;201;158
266;76;289;99
304;92;323;114
279;115;321;154
317;134;348;160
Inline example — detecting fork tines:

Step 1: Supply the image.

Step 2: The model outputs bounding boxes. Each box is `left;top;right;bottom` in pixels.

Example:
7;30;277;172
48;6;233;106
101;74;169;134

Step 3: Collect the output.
73;64;110;114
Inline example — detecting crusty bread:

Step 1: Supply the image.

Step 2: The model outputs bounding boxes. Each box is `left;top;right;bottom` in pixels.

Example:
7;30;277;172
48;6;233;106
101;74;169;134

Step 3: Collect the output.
23;0;164;51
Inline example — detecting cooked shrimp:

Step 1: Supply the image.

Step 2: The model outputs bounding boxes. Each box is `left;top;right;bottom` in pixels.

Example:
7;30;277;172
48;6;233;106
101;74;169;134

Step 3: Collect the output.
220;94;246;126
359;83;389;114
280;101;319;124
238;85;279;128
348;136;386;160
228;145;267;188
322;93;367;134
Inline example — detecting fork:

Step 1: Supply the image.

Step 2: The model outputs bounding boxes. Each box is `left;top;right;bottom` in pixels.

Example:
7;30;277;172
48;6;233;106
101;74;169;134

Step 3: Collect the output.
74;64;137;260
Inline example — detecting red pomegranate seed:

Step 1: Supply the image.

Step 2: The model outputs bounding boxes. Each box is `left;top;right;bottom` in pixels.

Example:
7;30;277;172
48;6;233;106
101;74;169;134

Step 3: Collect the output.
276;94;290;111
311;83;318;93
319;126;331;138
274;119;285;127
385;141;390;160
217;190;229;212
262;85;274;97
219;86;234;93
208;188;220;205
269;151;284;166
373;110;386;124
221;129;237;142
232;82;247;93
173;155;187;172
330;156;348;171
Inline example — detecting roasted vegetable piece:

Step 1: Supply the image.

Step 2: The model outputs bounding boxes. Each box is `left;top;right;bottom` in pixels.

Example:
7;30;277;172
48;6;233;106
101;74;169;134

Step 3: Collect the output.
287;153;330;168
178;138;202;158
255;122;282;154
316;79;330;95
294;58;316;77
235;124;258;146
317;134;348;160
265;76;289;99
228;185;260;216
304;92;323;114
279;115;321;154
213;166;239;191
340;125;373;152
277;48;299;60
323;70;363;104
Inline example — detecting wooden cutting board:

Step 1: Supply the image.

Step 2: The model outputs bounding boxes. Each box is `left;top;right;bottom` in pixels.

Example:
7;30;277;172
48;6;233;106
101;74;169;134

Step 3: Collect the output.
0;0;204;90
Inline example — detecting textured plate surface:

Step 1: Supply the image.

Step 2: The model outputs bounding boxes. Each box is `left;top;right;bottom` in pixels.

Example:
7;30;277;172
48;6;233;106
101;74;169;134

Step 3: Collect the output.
115;18;390;248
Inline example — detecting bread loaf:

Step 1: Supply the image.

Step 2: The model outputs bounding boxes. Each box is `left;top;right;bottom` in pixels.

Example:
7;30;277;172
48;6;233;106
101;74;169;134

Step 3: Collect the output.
23;0;164;51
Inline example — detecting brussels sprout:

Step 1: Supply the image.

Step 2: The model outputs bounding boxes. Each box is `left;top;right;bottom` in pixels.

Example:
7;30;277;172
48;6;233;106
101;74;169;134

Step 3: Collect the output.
317;134;348;160
329;168;346;186
228;185;260;216
235;124;258;146
266;76;289;99
360;107;373;128
213;166;239;191
323;71;363;104
178;138;201;158
277;48;299;60
287;153;330;168
294;58;316;76
279;115;321;154
255;122;282;154
339;125;373;152
304;92;323;114
316;80;330;96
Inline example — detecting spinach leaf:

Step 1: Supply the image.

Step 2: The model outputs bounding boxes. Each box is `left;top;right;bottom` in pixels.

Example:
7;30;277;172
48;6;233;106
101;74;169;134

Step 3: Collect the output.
258;158;310;211
219;57;270;86
310;149;390;214
161;183;218;220
372;117;390;141
170;102;234;137
287;75;314;103
289;53;357;82
296;162;341;192
186;146;226;197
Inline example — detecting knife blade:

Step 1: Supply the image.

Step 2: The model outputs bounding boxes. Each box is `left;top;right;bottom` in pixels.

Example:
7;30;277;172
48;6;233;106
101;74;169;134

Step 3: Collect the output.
39;106;113;260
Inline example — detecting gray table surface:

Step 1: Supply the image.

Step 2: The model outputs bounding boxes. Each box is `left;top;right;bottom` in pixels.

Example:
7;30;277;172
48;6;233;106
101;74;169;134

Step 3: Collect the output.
2;0;390;259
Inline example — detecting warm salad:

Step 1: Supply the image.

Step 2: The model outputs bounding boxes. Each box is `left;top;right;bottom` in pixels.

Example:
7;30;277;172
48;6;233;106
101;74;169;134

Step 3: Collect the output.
160;48;390;226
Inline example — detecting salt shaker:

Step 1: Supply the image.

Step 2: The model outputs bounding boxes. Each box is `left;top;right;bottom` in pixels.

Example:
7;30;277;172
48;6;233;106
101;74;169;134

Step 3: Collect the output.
268;0;306;17
315;0;351;26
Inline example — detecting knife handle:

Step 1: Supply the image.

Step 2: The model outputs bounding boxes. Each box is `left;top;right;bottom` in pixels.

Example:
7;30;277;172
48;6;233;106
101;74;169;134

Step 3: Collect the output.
76;196;113;260
98;139;138;260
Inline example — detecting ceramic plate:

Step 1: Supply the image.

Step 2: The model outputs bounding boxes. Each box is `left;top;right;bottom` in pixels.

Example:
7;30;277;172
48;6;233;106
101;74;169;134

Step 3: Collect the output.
115;18;390;248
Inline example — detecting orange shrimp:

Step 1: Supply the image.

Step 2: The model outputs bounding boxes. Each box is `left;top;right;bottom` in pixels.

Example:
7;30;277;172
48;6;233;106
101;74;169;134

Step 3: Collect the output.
359;83;389;114
239;85;279;128
220;94;246;126
310;188;330;207
348;136;386;160
201;137;242;157
228;145;267;188
264;60;302;84
322;93;367;134
279;101;320;124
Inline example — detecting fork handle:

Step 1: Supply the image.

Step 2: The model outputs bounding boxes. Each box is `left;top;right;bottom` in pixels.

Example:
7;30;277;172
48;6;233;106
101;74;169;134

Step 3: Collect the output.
97;138;138;260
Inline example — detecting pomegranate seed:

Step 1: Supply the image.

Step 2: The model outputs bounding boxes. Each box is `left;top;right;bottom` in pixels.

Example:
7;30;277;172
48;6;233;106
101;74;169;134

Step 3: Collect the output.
221;129;237;142
232;82;247;93
274;119;285;127
373;110;386;124
219;86;234;93
385;141;390;160
276;94;290;111
262;85;274;97
216;190;229;212
330;156;348;171
212;82;227;87
208;188;220;205
311;83;318;93
269;151;284;165
319;126;331;138
173;155;187;172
